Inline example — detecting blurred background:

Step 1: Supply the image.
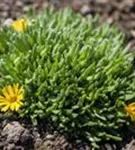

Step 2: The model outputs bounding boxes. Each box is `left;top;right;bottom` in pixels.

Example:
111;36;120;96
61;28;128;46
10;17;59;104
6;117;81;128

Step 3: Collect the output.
0;0;135;49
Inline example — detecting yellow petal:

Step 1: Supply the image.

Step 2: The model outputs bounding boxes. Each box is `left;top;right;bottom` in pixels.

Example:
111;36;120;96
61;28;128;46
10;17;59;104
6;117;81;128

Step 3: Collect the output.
13;84;19;95
131;115;135;121
1;104;10;112
2;88;10;100
7;85;14;97
0;101;9;106
15;103;21;111
0;96;7;103
18;101;23;106
128;102;135;107
10;103;16;111
0;95;5;99
12;19;27;31
18;86;24;95
17;94;23;101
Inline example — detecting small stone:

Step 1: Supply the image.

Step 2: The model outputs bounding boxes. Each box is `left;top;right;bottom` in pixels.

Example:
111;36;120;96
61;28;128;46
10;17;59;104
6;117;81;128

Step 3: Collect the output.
33;132;40;138
68;143;72;149
15;146;24;150
124;139;135;150
3;5;10;11
60;137;67;145
79;147;85;150
127;40;135;51
112;144;117;149
0;142;4;149
42;2;49;9
23;6;30;13
7;143;15;150
34;138;43;149
43;140;54;147
0;3;6;8
53;131;58;136
3;18;13;27
104;143;113;150
39;141;54;150
62;142;69;149
107;17;113;24
80;5;92;15
97;0;109;4
20;129;33;144
72;0;83;11
1;11;8;18
76;140;82;144
46;134;55;140
85;144;91;150
16;1;23;7
131;30;135;37
2;120;9;128
2;122;25;143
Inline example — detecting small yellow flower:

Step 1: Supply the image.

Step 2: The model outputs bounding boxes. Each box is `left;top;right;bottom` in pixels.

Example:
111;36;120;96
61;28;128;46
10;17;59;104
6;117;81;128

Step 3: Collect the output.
125;102;135;121
12;19;28;31
0;84;24;112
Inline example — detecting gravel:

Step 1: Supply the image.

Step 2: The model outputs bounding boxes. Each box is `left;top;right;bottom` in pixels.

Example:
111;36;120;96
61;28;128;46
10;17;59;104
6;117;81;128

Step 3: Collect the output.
0;119;127;150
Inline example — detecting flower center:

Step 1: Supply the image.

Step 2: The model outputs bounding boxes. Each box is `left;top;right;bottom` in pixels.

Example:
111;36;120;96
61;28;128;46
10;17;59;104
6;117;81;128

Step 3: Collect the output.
10;96;17;102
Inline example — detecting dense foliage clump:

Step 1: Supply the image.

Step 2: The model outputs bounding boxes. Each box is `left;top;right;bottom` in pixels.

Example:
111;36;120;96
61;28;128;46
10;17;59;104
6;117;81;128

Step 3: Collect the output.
0;9;135;148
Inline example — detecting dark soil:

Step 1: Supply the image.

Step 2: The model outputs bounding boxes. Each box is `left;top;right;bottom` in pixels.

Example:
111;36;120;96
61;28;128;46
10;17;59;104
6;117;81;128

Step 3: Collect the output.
0;117;135;150
1;0;135;149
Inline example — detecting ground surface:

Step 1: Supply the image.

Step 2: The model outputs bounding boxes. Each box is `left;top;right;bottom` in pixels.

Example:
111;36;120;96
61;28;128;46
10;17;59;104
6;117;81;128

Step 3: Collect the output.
0;0;135;149
0;119;135;150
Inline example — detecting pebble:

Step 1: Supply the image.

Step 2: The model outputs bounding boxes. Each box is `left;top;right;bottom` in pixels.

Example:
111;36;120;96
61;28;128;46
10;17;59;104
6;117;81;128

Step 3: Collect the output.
1;121;33;149
2;122;25;143
0;142;4;149
131;30;135;37
34;138;43;149
80;5;92;15
16;1;23;7
3;18;13;27
104;143;113;150
23;6;30;12
46;134;55;140
6;143;15;150
1;12;8;18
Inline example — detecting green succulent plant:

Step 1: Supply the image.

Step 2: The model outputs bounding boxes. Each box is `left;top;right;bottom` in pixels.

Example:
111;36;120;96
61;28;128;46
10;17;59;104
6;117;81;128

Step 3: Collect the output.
0;8;135;148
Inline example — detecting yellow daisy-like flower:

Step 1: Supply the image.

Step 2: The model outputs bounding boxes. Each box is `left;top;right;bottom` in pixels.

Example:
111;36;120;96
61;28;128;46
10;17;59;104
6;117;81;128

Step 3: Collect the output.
125;102;135;121
0;84;24;112
12;19;28;31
